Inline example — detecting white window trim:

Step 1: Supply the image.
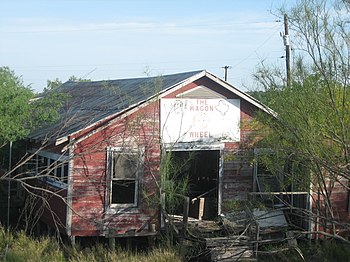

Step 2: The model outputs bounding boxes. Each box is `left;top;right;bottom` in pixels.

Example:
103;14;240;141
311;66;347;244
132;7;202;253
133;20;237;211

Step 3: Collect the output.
28;149;69;162
107;147;144;209
27;149;69;189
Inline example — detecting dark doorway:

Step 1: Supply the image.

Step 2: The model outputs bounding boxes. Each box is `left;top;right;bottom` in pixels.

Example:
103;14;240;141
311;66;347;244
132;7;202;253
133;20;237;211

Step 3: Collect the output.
170;150;220;220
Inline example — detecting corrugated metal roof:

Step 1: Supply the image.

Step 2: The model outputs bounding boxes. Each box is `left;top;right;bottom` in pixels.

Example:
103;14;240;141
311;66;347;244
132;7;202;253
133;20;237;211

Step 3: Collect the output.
29;70;204;142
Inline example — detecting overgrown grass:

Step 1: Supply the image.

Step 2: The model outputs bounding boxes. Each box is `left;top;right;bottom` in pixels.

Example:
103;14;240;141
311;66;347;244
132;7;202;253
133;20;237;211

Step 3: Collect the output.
300;241;350;262
258;241;350;262
0;230;181;262
4;228;350;262
69;245;180;262
0;230;65;261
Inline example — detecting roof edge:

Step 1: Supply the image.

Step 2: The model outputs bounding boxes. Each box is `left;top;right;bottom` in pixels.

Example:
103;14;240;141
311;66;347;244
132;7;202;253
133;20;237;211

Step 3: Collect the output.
204;71;277;117
55;70;206;145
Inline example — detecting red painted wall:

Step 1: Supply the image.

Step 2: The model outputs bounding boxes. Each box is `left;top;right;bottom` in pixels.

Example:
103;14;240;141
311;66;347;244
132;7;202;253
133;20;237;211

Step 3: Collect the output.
31;76;267;237
28;75;350;238
27;180;67;234
70;100;161;237
162;77;259;203
311;177;350;238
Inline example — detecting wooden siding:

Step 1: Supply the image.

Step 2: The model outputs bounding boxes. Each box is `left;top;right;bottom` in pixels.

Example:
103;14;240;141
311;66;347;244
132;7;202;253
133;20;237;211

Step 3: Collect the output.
28;180;67;234
67;78;262;236
25;73;350;239
240;100;260;144
163;77;241;99
162;77;260;209
222;149;254;202
221;97;258;203
28;74;269;237
70;101;161;237
311;176;350;237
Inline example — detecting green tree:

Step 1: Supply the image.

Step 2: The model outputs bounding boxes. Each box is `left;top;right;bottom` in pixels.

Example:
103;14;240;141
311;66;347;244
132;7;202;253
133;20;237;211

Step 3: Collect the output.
0;67;34;148
45;78;62;92
45;75;90;93
252;0;350;240
0;67;70;149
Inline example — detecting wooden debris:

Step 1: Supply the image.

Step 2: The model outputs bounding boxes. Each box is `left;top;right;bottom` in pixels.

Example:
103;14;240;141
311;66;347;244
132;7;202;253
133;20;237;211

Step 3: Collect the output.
205;236;250;247
286;231;298;247
205;236;255;261
170;215;222;234
211;246;254;261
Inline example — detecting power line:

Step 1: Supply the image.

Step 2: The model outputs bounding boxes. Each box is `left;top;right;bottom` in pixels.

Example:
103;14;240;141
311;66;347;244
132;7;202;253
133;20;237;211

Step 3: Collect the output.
231;23;282;69
1;20;280;34
5;55;281;70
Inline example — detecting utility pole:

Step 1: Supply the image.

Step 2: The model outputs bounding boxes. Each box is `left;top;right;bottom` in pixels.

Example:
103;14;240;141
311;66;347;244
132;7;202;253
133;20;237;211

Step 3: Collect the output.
222;65;231;81
283;13;291;87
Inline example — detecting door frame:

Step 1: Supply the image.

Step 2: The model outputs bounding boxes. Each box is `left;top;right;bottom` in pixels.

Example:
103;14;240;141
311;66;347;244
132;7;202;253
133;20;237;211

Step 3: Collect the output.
163;143;224;216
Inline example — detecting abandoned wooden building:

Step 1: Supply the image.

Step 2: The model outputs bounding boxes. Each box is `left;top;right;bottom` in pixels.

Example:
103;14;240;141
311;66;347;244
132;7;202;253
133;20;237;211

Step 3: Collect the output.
23;70;349;248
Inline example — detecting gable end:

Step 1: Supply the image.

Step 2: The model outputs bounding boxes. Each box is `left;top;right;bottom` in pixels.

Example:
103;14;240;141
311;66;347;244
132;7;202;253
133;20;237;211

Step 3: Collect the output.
176;85;227;99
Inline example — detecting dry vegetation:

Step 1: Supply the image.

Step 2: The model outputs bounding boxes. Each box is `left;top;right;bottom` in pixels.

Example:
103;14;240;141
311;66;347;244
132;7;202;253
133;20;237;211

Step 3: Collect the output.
0;229;181;262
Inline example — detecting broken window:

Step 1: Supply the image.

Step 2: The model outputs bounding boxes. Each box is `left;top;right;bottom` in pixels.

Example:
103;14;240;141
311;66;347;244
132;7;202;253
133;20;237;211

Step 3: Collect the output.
25;156;37;175
254;150;284;193
38;156;48;174
109;149;141;207
26;152;69;187
254;149;310;193
56;161;69;183
256;160;282;192
62;162;69;183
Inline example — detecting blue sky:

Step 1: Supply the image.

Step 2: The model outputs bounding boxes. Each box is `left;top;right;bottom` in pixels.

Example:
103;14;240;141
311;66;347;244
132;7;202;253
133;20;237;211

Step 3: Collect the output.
0;0;294;92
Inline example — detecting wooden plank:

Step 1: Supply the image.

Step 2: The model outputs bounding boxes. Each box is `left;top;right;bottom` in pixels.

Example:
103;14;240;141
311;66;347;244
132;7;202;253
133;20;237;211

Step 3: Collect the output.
205;236;250;247
198;198;205;220
286;231;297;247
249;192;308;195
211;246;253;261
183;196;189;231
107;231;158;238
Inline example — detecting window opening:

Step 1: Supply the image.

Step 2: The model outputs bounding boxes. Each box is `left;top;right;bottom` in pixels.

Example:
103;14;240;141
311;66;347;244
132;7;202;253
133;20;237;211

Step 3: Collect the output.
62;162;69;183
110;150;141;206
27;153;69;187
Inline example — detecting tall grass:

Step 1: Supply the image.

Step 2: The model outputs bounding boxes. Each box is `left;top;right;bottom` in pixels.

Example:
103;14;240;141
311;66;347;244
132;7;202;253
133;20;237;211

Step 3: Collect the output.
0;230;181;262
259;241;350;262
0;230;65;261
70;245;180;262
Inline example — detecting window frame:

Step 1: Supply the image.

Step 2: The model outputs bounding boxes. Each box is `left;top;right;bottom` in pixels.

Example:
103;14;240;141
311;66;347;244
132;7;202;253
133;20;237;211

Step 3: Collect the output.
26;150;69;189
253;148;287;193
107;147;143;209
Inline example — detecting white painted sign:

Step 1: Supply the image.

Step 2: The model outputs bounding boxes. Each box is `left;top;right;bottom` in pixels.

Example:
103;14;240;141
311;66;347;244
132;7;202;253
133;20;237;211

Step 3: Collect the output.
161;98;240;143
